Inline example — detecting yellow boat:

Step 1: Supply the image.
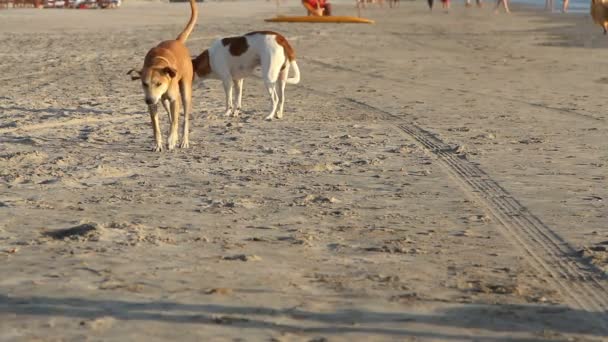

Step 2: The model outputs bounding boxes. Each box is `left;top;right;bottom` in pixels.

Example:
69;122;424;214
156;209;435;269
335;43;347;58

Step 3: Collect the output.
265;15;374;24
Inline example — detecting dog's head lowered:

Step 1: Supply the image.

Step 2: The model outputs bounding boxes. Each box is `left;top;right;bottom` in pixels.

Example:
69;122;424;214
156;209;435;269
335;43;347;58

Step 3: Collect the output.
128;63;176;106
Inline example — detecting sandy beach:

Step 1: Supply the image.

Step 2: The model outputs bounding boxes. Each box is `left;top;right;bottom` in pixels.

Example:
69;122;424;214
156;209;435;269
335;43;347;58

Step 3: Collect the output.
1;0;607;340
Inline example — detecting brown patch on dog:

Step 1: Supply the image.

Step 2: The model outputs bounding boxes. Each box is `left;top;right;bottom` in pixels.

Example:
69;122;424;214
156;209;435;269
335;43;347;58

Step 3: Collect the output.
245;31;296;61
275;34;296;62
245;30;279;36
192;50;212;78
221;37;249;57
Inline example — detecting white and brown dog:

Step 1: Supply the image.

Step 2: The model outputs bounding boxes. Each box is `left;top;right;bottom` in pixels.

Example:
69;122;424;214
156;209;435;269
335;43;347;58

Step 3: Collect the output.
127;0;197;152
192;31;300;121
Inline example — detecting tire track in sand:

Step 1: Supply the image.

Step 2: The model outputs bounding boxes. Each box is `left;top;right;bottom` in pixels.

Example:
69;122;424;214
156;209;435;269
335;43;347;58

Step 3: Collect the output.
292;79;608;333
359;99;608;331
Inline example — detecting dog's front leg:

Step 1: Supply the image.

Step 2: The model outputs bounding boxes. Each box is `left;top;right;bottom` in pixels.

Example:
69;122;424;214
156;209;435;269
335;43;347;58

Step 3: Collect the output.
222;80;234;116
167;99;181;150
148;104;163;152
162;99;172;124
179;81;192;149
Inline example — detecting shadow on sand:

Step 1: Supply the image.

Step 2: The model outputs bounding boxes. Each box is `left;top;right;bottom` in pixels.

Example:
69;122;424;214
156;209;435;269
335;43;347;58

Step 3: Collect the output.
0;294;605;340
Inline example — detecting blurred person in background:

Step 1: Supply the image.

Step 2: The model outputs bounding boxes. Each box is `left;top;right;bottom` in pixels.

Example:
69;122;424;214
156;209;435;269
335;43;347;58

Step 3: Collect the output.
546;0;569;12
302;0;331;16
494;0;510;13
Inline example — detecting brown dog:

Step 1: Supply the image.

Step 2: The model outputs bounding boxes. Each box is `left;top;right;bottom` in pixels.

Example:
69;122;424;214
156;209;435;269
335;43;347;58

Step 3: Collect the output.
128;0;198;152
592;0;608;34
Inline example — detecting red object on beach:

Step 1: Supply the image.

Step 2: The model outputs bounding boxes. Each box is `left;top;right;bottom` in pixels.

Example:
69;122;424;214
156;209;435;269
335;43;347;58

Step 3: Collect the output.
0;0;41;7
304;0;326;6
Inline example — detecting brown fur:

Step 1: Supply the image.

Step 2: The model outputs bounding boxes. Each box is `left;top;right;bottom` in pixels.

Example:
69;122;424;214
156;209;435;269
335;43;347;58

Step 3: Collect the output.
591;0;608;34
128;0;198;152
192;50;212;78
221;37;249;56
177;0;198;43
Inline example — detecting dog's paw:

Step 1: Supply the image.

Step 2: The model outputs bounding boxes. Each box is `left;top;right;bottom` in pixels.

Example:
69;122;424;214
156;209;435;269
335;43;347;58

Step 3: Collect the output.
276;111;284;119
167;135;178;150
264;115;274;121
179;140;190;149
223;109;233;117
152;143;164;152
232;108;241;117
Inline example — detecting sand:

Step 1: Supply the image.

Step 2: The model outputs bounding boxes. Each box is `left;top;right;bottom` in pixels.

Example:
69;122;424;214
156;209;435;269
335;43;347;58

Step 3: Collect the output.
0;1;607;340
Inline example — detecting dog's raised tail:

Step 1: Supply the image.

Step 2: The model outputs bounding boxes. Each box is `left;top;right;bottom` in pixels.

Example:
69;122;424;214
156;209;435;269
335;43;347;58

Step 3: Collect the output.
286;60;300;85
176;0;198;43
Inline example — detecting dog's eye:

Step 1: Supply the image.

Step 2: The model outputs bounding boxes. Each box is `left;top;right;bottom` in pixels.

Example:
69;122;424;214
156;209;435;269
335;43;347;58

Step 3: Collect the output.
155;82;162;87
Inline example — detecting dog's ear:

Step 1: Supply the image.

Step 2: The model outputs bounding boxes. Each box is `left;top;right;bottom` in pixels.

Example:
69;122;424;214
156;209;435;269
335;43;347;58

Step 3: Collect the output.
162;66;177;78
127;69;141;81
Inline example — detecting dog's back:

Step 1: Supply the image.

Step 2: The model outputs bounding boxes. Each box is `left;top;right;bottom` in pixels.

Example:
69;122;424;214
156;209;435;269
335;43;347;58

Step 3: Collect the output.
244;31;296;62
145;40;192;75
204;31;299;83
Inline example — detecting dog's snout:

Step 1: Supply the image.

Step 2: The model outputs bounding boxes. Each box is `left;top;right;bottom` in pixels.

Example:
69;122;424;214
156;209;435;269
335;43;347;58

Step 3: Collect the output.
145;98;154;105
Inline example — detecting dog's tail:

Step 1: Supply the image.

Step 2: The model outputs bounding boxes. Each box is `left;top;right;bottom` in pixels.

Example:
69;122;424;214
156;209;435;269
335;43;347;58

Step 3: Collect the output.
176;0;198;43
286;60;300;85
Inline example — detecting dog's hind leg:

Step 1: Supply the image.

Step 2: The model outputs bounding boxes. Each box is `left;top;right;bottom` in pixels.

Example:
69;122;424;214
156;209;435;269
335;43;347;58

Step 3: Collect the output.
167;99;181;150
233;79;244;117
276;69;287;119
223;80;234;116
179;81;192;149
148;104;163;152
264;82;279;121
261;55;281;121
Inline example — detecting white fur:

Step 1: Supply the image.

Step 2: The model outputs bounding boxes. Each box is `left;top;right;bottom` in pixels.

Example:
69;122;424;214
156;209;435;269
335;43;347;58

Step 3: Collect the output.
195;33;300;120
